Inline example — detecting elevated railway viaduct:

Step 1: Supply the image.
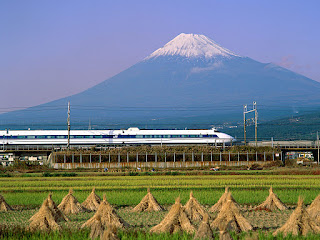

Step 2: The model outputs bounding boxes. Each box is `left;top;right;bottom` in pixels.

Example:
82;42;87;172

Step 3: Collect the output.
0;140;319;168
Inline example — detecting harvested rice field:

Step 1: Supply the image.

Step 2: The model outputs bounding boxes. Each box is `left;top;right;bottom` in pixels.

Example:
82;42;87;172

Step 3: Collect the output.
0;173;320;239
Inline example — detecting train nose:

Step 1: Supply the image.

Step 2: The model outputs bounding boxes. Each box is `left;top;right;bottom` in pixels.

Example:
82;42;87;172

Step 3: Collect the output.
223;133;235;142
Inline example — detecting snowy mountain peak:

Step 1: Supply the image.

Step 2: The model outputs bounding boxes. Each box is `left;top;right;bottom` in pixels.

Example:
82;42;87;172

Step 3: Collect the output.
146;33;240;59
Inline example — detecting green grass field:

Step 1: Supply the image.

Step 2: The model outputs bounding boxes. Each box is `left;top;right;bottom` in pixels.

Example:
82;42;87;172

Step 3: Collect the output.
1;173;320;239
0;174;319;206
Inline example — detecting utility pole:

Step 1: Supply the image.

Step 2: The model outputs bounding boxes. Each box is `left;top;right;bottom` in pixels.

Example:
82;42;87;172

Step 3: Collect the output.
243;105;247;145
243;101;258;146
254;101;258;146
67;102;71;150
88;119;91;130
317;131;319;165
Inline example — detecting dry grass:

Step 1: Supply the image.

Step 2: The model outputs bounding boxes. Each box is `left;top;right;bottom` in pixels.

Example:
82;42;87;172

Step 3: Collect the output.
307;193;320;220
184;191;209;222
82;195;129;230
0;194;12;212
30;194;68;223
209;187;238;213
211;193;253;233
82;187;101;212
255;187;287;211
150;197;195;234
193;215;213;240
58;189;86;215
273;196;320;236
132;188;163;212
88;215;104;239
101;225;119;240
219;230;233;240
28;199;61;232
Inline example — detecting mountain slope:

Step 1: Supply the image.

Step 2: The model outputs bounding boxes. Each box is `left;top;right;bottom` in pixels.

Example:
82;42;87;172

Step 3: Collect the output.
1;33;320;130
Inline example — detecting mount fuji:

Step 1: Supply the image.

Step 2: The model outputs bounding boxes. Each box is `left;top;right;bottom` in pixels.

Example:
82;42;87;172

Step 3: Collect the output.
2;33;320;129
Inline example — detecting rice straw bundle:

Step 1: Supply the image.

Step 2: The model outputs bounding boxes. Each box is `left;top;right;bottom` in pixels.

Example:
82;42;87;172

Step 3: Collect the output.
82;187;101;211
211;193;252;233
28;200;61;232
58;189;86;215
150;197;195;234
0;194;12;211
273;197;320;236
89;215;105;239
132;188;163;212
255;187;287;211
82;195;129;230
307;193;320;220
101;225;120;240
31;194;68;223
209;187;238;213
219;230;233;240
184;191;210;221
194;215;214;240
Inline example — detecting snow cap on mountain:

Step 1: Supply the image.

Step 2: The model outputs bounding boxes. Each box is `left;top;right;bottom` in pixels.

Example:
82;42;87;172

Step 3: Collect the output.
146;33;240;59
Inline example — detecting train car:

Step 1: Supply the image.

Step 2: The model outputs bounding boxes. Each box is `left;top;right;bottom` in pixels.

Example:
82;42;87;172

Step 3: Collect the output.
0;127;234;146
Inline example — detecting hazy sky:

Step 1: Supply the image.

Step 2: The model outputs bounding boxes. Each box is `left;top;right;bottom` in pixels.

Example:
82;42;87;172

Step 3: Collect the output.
1;0;319;112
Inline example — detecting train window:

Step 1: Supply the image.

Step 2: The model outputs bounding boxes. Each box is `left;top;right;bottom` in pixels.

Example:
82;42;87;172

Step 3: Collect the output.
27;136;36;139
36;136;46;139
118;135;136;138
56;136;65;139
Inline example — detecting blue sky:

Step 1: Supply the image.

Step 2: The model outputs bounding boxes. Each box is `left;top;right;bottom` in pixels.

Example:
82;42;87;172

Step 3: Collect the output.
1;0;319;111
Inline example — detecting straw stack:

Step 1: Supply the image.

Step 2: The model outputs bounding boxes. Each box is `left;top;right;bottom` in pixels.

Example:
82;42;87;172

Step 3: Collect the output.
132;188;163;212
211;193;253;233
82;195;129;230
88;215;105;239
101;225;120;240
30;193;68;223
209;187;238;213
218;221;234;240
307;193;320;220
0;194;12;211
194;215;214;240
28;199;61;232
82;187;101;211
184;191;210;221
255;187;287;211
150;197;195;234
219;230;233;240
273;197;320;236
58;189;86;215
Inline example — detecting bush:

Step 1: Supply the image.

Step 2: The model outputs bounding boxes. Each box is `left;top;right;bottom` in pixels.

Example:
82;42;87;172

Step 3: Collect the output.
42;172;77;177
42;172;52;177
129;172;139;176
0;173;11;177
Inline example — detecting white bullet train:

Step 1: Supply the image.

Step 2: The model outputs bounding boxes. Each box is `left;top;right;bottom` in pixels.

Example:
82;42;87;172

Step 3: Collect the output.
0;127;234;146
